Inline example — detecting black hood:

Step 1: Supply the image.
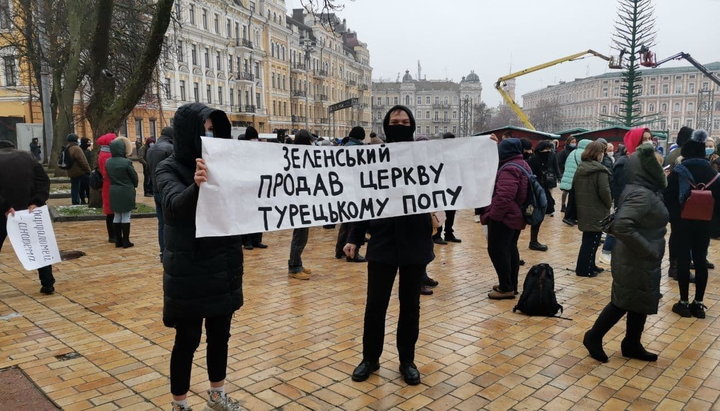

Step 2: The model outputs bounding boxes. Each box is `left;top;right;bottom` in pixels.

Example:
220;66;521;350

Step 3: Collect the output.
382;105;416;139
171;103;231;167
498;138;523;161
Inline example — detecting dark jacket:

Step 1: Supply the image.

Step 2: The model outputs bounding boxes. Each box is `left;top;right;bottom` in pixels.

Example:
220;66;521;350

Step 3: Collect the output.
105;139;138;212
556;144;574;176
66;142;92;178
482;139;530;231
663;157;720;224
147;129;174;193
0;144;49;214
611;145;668;315
155;103;242;327
573;160;612;232
611;153;629;201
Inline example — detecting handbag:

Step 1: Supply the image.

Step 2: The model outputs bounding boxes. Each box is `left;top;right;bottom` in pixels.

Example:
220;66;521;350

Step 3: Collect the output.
599;212;615;234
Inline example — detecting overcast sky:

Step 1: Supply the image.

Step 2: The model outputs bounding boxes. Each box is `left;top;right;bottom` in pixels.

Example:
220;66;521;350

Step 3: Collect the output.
289;0;720;107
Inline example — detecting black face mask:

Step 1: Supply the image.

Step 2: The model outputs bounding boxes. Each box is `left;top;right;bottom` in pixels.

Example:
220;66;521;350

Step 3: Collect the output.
385;125;414;143
523;152;531;160
537;151;550;162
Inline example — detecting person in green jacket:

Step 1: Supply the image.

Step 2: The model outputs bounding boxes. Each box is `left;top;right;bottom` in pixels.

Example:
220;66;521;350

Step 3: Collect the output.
105;137;138;248
583;144;668;363
573;141;612;277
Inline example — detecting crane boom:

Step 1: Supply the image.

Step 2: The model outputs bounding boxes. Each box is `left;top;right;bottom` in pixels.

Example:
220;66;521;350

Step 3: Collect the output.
649;52;720;88
495;50;616;130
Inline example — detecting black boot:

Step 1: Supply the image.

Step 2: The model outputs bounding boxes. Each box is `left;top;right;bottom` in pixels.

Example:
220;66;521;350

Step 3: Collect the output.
583;303;625;363
121;223;134;248
106;214;116;243
114;223;123;248
621;312;657;361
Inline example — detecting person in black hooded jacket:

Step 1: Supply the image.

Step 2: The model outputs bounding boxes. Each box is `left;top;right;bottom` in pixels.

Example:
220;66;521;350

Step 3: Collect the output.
147;126;174;259
344;105;433;386
155;103;244;411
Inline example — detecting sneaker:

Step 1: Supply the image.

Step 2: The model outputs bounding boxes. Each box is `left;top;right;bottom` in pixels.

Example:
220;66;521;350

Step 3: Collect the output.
170;402;193;411
206;390;243;411
689;301;707;319
288;271;310;280
672;302;692;318
599;253;611;265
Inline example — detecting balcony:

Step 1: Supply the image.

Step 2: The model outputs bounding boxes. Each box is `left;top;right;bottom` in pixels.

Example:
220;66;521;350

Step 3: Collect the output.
292;115;306;123
291;63;306;73
314;69;328;78
320;118;329;123
347;79;357;86
432;103;451;109
292;90;307;98
244;105;256;113
236;72;254;82
432;118;448;123
319;94;328;101
359;84;369;91
236;38;253;50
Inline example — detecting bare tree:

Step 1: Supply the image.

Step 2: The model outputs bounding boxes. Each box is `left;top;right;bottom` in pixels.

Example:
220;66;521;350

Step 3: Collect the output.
472;102;492;133
487;105;523;130
528;99;563;132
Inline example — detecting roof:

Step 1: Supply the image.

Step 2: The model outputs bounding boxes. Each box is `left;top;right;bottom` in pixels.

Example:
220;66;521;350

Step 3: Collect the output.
555;127;589;136
573;126;631;138
371;80;461;92
475;126;560;139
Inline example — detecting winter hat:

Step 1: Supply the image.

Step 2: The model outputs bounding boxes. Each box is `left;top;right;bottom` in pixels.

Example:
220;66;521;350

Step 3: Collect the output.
633;144;667;190
349;126;365;140
244;126;259;140
80;137;91;150
498;138;523;161
534;140;553;153
520;138;533;152
161;127;174;138
681;129;708;159
66;133;79;143
676;126;693;147
623;127;650;155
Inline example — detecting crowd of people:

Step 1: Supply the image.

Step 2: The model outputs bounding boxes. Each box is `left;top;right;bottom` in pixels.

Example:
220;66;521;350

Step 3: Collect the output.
1;101;719;410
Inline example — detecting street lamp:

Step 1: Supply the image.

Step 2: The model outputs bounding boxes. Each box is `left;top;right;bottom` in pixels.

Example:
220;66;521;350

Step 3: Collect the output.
300;36;315;130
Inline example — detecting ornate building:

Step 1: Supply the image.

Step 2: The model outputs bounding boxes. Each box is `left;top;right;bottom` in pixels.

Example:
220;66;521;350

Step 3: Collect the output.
522;62;720;138
371;71;482;138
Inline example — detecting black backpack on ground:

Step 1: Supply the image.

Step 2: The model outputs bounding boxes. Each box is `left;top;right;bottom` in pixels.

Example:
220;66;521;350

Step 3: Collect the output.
57;145;74;170
513;263;564;317
499;162;548;226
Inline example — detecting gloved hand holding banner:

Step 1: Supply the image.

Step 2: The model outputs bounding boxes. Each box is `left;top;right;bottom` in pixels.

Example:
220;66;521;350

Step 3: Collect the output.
196;136;499;237
6;205;61;270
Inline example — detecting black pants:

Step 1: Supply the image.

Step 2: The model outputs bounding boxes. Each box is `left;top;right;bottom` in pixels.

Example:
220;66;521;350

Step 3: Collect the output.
674;220;710;302
70;176;82;205
78;174;90;204
0;222;54;287
154;194;165;254
587;302;647;345
576;231;602;276
241;233;263;247
487;219;521;293
530;220;542;243
142;163;153;195
433;210;457;239
170;314;233;396
288;227;308;272
564;189;577;221
362;261;424;364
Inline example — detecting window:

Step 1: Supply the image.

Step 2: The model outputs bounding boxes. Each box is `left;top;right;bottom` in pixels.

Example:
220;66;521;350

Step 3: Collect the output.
228;55;233;72
686;119;693;128
214;14;219;33
135;119;143;139
689;83;695;93
149;119;157;138
417;96;422;105
601;105;607;114
206;84;212;103
425;111;430;119
425;126;430;134
434;97;439;105
602;88;608;97
226;19;231;38
661;103;667;112
230;88;234;107
394;97;398;105
673;119;679;130
179;80;186;101
405;95;410;105
649;85;656;95
189;4;195;25
256;92;261;109
271;73;275;89
674;83;683;94
426;96;430;104
673;102;681;112
216;51;221;70
218;86;223;105
3;56;17;87
164;77;171;99
177;41;184;62
688;102;694;112
204;48;209;68
376;97;381;105
191;44;197;65
202;8;207;30
662;84;669;94
648;103;654;112
193;82;199;102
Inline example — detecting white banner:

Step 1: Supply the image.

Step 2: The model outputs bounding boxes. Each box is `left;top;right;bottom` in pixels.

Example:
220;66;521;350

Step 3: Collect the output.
6;206;61;270
196;136;499;237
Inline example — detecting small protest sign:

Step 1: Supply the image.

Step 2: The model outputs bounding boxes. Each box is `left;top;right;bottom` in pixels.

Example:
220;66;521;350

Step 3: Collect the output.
5;206;61;270
196;136;499;237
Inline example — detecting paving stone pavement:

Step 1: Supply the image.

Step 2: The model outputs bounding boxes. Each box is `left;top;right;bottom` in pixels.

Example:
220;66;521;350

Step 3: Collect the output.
1;192;720;410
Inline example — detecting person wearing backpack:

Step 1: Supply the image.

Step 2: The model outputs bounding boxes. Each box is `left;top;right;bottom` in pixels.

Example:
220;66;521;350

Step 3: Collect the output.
63;133;92;205
481;138;531;299
584;144;668;363
664;129;720;319
573;141;612;277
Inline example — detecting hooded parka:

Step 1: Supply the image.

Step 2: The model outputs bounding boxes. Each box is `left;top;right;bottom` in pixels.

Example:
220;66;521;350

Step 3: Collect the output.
105;138;138;213
610;145;668;314
573;160;612;232
559;139;591;191
154;103;242;327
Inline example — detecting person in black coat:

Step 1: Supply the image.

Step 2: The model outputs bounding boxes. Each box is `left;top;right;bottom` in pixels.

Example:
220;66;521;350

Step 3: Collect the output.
664;130;720;319
557;136;576;212
155;103;244;411
0;140;55;294
527;140;556;251
344;105;433;386
147;126;174;259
